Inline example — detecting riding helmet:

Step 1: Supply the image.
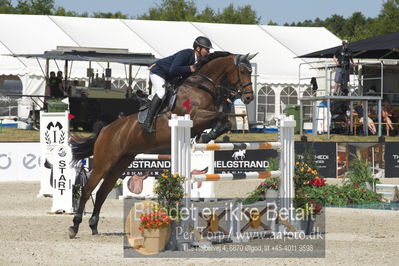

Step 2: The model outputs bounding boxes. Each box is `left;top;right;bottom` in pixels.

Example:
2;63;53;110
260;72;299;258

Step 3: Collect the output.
193;36;213;49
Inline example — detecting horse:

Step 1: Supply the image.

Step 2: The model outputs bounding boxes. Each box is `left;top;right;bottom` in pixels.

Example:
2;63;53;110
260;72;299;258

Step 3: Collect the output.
68;52;257;239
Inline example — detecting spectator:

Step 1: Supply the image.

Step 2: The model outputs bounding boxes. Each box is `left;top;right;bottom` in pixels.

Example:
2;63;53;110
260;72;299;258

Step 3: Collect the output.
382;100;394;136
49;71;63;98
354;102;376;135
56;71;65;96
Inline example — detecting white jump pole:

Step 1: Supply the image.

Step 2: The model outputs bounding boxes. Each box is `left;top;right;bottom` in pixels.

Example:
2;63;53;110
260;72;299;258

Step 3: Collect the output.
169;114;193;208
279;115;296;230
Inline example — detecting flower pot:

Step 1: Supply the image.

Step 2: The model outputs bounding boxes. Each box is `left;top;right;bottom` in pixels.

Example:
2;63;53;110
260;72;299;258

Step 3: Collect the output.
263;189;278;205
165;220;179;251
297;214;316;235
143;226;170;254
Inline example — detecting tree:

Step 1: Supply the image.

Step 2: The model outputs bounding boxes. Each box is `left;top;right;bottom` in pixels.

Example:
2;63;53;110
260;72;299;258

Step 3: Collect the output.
0;0;14;13
216;4;259;24
373;0;399;36
138;0;197;21
195;6;217;23
53;7;87;17
92;11;128;19
15;0;54;15
138;0;260;24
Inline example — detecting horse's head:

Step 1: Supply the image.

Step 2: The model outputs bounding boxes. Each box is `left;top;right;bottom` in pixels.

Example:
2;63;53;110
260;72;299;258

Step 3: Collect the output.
228;53;257;104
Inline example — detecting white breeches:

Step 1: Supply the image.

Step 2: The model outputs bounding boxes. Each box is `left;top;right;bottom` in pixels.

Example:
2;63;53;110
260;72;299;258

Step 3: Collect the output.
149;73;166;99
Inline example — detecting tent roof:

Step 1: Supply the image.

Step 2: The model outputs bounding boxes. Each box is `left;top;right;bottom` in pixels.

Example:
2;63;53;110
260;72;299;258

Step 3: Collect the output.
0;14;341;84
9;50;156;66
259;25;341;57
299;31;399;59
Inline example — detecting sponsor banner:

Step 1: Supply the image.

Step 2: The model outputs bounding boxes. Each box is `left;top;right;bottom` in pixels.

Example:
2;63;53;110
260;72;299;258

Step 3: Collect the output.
384;142;399;178
214;144;278;174
0;143;41;181
121;148;215;198
40;111;74;212
122;149;170;177
295;142;337;178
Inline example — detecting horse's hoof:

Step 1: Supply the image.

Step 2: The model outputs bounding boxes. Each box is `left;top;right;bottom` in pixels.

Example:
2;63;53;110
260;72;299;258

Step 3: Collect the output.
91;228;98;235
69;226;78;239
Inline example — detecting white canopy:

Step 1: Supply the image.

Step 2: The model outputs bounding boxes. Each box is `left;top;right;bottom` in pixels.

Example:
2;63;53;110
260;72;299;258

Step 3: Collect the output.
0;14;341;96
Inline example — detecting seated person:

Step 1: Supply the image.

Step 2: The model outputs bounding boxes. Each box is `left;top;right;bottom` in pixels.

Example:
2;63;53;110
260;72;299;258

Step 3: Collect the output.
354;103;376;135
382;100;394;136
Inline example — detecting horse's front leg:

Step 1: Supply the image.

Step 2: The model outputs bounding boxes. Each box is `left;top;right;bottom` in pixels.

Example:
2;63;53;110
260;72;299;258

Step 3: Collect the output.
191;110;231;143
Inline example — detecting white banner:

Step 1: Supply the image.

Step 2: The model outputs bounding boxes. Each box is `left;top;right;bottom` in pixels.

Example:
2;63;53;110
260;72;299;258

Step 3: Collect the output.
40;111;74;213
0;143;41;181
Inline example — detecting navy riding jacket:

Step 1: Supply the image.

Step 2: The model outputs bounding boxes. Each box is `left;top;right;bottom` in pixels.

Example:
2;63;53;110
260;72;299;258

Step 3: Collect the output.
150;49;195;81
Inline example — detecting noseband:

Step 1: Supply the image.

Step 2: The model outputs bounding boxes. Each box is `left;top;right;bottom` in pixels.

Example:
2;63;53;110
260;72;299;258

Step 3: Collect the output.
232;67;253;97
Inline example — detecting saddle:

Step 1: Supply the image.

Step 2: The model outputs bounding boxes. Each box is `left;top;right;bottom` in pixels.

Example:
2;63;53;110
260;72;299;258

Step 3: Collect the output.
127;172;149;194
137;79;182;124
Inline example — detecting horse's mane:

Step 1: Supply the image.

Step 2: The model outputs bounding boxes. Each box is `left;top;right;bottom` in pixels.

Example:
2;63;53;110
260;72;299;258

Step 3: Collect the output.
195;51;232;69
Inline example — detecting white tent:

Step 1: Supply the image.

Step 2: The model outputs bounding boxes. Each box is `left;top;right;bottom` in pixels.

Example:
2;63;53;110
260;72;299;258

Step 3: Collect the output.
0;14;341;122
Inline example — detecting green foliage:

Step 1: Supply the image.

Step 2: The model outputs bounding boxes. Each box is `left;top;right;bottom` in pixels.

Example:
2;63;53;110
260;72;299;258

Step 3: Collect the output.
299;144;317;170
289;0;399;41
153;170;185;217
241;156;383;211
345;154;379;187
302;184;382;207
15;0;54;15
53;7;86;17
92;11;128;19
138;0;197;21
267;157;279;171
241;178;279;205
137;0;259;24
0;0;14;13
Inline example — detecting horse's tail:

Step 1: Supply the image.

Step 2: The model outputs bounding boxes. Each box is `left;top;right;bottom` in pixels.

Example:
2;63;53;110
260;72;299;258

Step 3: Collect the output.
70;134;98;164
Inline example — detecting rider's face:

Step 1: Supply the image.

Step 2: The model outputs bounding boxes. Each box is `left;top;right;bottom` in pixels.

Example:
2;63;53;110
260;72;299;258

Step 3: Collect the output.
200;47;210;57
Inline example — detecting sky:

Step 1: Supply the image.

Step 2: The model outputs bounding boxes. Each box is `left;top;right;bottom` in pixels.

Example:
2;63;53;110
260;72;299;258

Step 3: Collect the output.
46;0;384;25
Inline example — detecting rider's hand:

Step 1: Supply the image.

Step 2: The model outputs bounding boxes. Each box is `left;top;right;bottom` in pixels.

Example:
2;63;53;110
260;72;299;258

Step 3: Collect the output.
190;65;196;72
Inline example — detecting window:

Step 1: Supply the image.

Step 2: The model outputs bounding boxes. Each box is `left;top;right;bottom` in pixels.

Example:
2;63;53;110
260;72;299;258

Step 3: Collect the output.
111;78;128;90
133;79;147;93
0;76;22;117
280;87;298;105
257;86;275;122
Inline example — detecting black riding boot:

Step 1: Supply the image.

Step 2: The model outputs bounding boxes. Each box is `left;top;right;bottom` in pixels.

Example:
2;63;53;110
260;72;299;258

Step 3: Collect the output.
198;121;231;143
142;95;162;133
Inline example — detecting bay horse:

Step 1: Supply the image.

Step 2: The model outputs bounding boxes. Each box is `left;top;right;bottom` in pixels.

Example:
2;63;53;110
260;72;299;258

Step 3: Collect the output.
68;52;257;239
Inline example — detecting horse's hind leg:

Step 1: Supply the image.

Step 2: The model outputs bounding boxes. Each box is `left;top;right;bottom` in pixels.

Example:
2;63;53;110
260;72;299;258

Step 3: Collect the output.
69;168;104;239
89;156;133;235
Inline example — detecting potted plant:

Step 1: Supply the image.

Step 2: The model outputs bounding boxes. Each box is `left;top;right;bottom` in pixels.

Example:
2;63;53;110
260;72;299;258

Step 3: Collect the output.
138;209;171;254
241;157;280;205
242;178;279;204
344;154;379;190
293;161;327;234
152;170;185;251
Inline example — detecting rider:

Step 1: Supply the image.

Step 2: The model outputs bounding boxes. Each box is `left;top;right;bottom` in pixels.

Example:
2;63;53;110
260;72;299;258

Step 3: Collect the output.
142;36;213;133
